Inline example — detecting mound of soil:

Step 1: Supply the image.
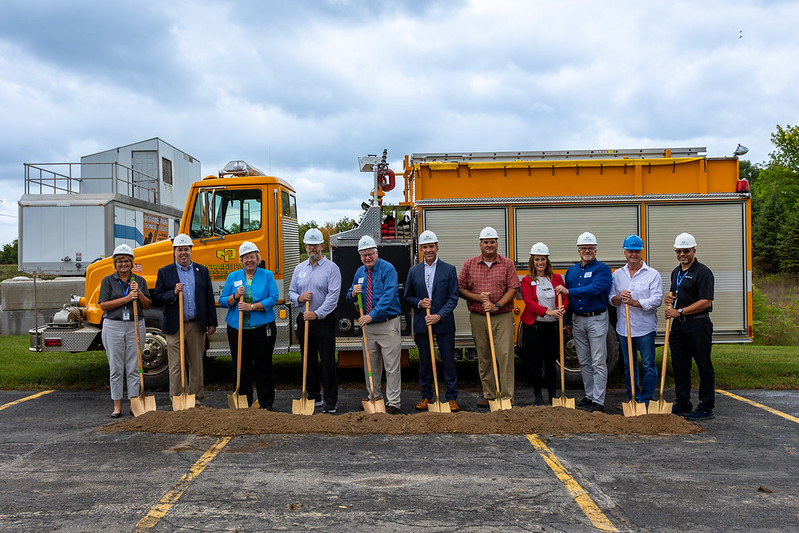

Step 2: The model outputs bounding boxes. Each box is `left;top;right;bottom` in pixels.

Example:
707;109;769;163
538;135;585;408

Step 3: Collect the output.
103;406;700;437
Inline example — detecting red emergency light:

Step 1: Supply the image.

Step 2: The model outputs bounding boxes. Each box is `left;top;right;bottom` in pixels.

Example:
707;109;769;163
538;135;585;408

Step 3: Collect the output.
44;338;62;347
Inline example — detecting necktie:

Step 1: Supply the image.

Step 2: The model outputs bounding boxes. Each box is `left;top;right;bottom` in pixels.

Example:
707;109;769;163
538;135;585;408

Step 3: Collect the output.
365;268;373;314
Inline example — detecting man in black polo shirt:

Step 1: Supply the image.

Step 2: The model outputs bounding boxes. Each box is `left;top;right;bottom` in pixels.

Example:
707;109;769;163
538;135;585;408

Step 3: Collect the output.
664;232;715;421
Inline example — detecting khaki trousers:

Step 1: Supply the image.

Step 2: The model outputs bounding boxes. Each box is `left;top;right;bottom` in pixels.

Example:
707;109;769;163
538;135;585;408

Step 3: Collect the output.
362;316;402;408
166;320;206;401
470;312;515;401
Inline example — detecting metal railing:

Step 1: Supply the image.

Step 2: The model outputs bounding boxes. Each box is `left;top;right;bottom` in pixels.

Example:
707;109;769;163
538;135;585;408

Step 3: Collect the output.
24;162;160;203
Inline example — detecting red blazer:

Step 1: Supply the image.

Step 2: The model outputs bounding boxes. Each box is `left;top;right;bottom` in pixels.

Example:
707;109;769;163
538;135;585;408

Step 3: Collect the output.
520;273;569;325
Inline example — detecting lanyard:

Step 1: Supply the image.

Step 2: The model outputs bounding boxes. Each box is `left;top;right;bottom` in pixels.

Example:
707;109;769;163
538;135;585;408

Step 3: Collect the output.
117;279;130;297
675;269;689;297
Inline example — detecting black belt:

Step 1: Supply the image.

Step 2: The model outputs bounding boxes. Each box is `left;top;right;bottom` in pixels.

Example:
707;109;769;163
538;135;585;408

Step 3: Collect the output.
574;309;606;318
372;314;401;324
678;313;710;322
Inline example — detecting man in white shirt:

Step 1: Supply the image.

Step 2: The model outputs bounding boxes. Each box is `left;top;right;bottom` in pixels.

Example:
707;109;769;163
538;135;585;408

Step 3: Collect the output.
609;235;663;406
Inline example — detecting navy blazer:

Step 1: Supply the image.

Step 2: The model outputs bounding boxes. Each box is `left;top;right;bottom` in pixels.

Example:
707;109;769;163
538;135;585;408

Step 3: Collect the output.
152;262;218;335
403;259;459;335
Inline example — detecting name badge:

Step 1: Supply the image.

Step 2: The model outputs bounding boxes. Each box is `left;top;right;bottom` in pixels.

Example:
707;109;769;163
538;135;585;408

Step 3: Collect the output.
299;271;307;279
358;277;364;284
584;272;593;278
234;280;243;287
122;310;131;321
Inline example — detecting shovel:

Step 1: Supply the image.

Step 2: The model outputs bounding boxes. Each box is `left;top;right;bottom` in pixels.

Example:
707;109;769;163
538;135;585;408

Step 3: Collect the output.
358;293;386;414
130;297;156;417
171;291;195;410
649;292;675;415
621;303;647;416
292;301;315;415
228;308;249;409
551;293;575;408
424;308;451;413
486;312;512;411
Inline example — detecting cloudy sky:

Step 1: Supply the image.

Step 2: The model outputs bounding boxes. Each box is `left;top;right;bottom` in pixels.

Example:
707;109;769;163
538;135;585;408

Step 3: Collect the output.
1;0;797;247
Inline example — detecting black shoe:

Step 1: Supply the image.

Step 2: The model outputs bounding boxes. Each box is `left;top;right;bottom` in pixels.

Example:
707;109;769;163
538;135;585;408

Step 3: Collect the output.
671;403;692;416
534;395;545;406
110;412;122;419
589;402;605;413
685;407;715;421
386;405;401;415
576;397;593;408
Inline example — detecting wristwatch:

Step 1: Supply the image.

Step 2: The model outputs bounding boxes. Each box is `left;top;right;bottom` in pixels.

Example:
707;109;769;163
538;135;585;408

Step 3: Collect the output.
495;302;500;311
678;308;684;316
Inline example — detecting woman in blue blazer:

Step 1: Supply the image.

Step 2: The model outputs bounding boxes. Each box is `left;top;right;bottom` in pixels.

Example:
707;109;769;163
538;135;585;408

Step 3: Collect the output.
219;241;279;409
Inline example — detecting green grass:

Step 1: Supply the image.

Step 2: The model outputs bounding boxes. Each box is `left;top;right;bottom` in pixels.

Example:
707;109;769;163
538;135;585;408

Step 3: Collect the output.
2;336;797;391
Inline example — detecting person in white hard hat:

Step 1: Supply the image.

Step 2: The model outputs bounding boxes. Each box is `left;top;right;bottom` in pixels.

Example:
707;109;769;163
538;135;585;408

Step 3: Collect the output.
288;228;342;413
664;232;716;420
152;233;218;407
98;244;152;418
555;231;612;412
403;230;461;411
219;241;280;409
520;242;568;406
458;226;520;407
347;235;403;414
609;235;663;407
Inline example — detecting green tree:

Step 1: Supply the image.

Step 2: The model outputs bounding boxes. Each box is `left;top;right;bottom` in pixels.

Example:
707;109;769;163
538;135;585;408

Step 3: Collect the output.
777;204;799;273
0;239;18;264
752;191;787;274
335;216;356;233
738;159;761;187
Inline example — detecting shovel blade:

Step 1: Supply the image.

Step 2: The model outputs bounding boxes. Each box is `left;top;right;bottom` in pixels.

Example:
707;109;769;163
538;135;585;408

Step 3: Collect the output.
172;393;195;411
622;400;646;417
427;401;451;413
551;396;576;409
228;392;249;409
489;398;512;412
362;398;386;414
131;394;157;417
292;397;315;416
648;399;673;415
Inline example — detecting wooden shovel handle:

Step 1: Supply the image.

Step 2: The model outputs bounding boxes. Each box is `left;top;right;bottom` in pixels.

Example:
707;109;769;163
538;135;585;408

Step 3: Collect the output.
486;312;502;399
357;294;377;402
301;301;310;399
625;303;636;397
426;308;442;403
659;292;674;398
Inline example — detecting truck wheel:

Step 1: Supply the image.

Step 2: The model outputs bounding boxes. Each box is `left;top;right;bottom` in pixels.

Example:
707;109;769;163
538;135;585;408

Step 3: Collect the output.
142;327;170;389
561;327;620;386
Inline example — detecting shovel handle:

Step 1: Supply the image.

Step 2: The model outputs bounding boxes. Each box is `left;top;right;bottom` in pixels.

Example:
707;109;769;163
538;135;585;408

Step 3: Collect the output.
557;293;566;394
301;301;310;399
234;308;243;394
658;292;674;399
486;312;502;399
357;293;377;403
426;308;442;404
178;291;187;394
132;298;146;399
625;303;637;399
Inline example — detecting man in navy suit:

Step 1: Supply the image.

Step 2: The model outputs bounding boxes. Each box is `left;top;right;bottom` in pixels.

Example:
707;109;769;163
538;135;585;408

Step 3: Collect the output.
403;230;460;411
153;233;218;405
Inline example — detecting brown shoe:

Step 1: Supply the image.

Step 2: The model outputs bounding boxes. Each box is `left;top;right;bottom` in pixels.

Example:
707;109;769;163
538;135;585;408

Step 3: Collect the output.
415;398;431;411
477;398;491;408
448;400;460;412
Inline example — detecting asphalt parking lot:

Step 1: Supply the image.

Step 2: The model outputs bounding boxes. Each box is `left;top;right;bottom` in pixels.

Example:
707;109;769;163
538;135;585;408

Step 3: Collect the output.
1;388;798;532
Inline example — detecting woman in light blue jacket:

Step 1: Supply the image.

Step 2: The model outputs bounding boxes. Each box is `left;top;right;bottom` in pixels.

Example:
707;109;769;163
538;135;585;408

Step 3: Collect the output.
219;241;279;409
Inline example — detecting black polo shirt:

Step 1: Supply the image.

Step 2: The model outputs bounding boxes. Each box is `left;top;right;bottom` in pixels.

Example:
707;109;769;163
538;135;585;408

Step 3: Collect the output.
669;259;714;313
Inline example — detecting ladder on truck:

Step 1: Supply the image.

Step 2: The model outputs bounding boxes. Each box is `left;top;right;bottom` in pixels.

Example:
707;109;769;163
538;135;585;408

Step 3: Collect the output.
410;147;707;164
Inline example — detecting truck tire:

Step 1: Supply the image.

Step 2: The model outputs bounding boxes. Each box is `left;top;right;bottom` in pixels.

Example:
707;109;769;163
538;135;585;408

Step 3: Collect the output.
142;310;169;389
562;327;619;386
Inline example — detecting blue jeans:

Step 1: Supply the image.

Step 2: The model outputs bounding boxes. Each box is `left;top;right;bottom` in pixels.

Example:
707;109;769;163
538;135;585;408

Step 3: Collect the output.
618;331;657;404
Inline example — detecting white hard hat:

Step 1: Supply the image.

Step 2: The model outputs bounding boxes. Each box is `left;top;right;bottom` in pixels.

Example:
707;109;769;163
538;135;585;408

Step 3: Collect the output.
172;233;193;247
529;242;550;256
357;235;377;251
479;226;499;240
304;228;324;245
674;232;697;248
419;230;439;245
576;232;598;246
239;241;260;256
112;244;134;258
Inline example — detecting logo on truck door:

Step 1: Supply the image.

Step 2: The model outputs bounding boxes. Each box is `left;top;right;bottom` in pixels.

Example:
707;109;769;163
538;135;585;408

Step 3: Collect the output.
216;248;236;262
207;248;239;281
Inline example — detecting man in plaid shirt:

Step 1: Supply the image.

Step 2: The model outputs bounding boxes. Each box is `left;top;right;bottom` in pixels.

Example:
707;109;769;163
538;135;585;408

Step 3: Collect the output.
458;227;520;407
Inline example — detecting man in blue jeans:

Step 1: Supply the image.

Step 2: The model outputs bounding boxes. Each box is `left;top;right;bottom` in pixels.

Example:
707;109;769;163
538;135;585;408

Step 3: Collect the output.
609;235;663;407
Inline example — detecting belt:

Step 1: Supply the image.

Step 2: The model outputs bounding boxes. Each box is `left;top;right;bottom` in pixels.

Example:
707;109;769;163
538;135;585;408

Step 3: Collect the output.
574;309;606;318
372;314;401;324
678;313;710;322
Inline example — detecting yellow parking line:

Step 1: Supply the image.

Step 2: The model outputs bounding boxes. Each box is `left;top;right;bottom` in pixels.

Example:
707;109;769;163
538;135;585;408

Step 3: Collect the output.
0;390;54;411
135;436;232;531
526;434;618;532
718;389;799;424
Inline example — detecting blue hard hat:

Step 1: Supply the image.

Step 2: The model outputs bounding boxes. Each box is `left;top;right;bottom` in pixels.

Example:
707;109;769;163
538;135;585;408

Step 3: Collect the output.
623;234;644;250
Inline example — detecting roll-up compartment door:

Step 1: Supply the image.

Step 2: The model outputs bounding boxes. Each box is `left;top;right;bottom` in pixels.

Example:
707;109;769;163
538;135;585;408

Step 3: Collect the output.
646;202;746;336
423;207;508;336
514;205;640;269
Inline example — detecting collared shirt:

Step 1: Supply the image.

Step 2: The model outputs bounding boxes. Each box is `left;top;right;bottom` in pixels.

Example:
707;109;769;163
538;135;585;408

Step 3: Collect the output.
347;258;402;322
176;261;196;320
98;272;150;321
610;261;664;336
423;258;438;299
288;256;342;320
458;254;520;314
669;259;714;311
564;258;612;317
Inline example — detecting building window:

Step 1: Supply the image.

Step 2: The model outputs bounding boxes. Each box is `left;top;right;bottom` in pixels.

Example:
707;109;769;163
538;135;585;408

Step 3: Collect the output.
162;157;173;185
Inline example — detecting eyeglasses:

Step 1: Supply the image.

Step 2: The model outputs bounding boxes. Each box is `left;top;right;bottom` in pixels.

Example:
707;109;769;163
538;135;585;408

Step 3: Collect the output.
359;251;376;258
675;249;693;255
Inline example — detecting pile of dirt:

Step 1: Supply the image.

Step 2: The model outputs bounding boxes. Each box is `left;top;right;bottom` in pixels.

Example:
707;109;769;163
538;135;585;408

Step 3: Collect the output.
103;406;701;437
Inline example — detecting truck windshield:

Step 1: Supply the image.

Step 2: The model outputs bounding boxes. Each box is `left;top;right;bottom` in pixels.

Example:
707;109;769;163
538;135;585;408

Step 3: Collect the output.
189;188;262;238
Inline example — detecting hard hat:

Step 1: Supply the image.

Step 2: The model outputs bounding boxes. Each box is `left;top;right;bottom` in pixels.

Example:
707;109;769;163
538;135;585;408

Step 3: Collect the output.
303;228;324;245
674;232;697;248
418;230;439;245
529;242;550;256
172;233;193;247
357;235;377;251
479;226;499;240
112;244;134;258
622;235;644;250
576;232;598;246
239;241;260;256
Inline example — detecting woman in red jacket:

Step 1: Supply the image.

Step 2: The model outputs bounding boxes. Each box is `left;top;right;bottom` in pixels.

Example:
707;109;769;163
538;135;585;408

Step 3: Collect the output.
521;242;568;405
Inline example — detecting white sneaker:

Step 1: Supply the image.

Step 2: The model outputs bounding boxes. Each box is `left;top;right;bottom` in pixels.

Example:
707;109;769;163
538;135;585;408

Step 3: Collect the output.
314;399;324;407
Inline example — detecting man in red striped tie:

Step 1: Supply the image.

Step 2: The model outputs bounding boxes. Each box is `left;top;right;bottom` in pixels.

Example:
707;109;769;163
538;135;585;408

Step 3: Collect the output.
347;235;403;414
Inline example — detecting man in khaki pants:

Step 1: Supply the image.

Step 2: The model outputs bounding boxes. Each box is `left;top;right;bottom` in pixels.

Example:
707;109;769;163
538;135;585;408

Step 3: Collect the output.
458;227;520;407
